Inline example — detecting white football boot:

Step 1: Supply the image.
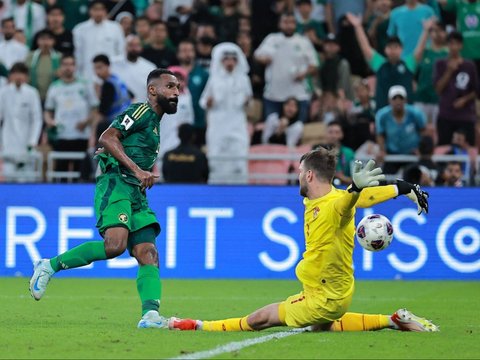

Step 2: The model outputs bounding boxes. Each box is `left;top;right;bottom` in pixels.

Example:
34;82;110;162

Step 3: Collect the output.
137;310;169;329
29;259;55;301
391;308;439;332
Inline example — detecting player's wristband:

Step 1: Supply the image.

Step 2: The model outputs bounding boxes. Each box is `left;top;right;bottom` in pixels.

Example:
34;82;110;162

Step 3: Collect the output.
395;180;412;195
348;182;362;193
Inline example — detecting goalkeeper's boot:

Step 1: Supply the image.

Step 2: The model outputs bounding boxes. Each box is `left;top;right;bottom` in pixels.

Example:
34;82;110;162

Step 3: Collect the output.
168;317;200;331
137;310;169;329
391;308;439;332
29;259;55;300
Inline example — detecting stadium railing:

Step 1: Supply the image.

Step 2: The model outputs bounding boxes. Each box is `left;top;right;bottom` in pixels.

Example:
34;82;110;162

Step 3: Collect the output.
46;151;88;182
0;151;43;182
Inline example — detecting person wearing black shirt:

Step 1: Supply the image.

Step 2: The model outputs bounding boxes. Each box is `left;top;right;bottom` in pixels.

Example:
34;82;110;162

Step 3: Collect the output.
32;6;74;55
162;123;209;183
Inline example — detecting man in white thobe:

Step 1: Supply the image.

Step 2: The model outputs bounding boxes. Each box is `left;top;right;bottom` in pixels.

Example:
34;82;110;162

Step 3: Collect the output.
0;17;28;69
112;34;156;103
254;12;319;122
200;42;252;184
73;0;125;82
9;0;46;46
0;63;43;181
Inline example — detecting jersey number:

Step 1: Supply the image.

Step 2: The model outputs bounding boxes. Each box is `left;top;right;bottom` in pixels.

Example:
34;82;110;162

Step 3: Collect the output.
121;114;134;130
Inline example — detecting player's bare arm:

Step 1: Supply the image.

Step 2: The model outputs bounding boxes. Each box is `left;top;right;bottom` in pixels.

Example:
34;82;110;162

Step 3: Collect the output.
99;127;157;189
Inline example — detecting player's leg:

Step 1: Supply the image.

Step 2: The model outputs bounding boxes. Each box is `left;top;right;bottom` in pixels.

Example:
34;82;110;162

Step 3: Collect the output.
170;302;284;331
29;226;129;300
326;309;438;332
130;227;168;329
29;175;132;300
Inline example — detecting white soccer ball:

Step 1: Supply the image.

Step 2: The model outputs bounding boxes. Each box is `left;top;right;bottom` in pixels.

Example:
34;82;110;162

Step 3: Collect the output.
356;214;394;252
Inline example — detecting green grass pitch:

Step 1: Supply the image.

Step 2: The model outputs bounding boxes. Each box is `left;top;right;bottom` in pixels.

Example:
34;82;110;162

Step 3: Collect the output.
1;278;478;359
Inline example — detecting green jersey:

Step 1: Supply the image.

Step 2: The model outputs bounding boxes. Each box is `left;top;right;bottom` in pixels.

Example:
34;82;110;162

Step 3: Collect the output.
97;102;161;186
415;47;449;103
446;0;480;59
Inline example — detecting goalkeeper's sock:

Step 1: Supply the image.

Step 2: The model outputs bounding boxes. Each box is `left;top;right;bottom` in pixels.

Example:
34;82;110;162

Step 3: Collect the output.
137;265;161;316
331;312;391;331
201;317;253;331
50;241;107;272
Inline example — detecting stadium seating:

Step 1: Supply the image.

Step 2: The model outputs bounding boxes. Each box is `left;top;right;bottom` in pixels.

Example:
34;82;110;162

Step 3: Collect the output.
248;144;293;185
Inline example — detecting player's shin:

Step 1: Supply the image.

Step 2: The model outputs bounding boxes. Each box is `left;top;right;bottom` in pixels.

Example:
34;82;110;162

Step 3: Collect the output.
202;316;253;331
50;241;107;272
137;265;161;316
331;312;391;331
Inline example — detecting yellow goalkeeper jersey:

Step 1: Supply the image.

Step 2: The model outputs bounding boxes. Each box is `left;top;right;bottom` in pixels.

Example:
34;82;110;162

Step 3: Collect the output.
295;185;397;299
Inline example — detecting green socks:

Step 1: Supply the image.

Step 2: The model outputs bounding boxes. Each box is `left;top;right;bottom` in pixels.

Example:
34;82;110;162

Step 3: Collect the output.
137;265;161;316
50;241;107;272
50;242;161;317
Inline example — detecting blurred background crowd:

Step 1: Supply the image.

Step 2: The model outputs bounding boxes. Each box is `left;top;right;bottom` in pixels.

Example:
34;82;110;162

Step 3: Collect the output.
0;0;479;187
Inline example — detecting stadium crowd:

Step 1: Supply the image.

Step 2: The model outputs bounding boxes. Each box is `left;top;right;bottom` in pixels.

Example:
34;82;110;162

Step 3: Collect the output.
0;0;479;186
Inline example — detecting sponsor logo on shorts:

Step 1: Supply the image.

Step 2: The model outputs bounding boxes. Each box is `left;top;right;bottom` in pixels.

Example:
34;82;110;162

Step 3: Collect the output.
119;213;128;223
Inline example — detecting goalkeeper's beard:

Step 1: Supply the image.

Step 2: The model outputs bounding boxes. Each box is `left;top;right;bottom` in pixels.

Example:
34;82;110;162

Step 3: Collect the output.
300;183;308;197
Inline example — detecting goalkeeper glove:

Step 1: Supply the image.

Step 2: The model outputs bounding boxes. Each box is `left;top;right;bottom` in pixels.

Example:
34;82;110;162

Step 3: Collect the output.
348;159;386;193
396;179;429;215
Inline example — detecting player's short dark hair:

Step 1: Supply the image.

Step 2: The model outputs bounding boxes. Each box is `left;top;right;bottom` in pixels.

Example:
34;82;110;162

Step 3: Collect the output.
135;15;150;23
327;120;343;129
300;147;337;183
10;62;29;75
92;54;110;66
147;68;175;85
178;123;195;143
1;17;14;27
151;20;167;28
61;53;75;63
47;5;64;14
433;20;446;31
386;36;402;47
453;128;467;137
178;38;196;48
280;11;295;20
36;29;55;39
89;0;107;9
447;31;463;43
296;0;312;5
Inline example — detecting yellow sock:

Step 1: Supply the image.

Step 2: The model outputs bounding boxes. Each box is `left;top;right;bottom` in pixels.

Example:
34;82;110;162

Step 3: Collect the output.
202;316;253;331
331;312;391;331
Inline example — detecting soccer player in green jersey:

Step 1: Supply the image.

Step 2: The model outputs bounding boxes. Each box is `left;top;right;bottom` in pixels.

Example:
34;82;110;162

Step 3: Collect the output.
29;69;180;329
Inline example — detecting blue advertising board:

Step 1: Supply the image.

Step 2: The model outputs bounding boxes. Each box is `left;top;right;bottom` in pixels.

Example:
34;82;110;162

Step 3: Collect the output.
0;185;478;280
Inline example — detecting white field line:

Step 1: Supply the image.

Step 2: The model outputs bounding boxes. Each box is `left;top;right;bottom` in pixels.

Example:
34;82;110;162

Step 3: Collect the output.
169;328;309;360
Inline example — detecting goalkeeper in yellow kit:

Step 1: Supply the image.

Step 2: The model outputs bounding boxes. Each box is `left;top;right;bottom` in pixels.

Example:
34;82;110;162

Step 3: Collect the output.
169;148;439;333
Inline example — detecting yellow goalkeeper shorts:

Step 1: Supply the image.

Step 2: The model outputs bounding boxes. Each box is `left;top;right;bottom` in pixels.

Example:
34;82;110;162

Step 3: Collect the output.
280;286;353;328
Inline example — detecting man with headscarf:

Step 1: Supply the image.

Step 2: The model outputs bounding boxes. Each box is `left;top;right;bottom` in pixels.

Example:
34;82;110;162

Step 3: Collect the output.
200;42;252;184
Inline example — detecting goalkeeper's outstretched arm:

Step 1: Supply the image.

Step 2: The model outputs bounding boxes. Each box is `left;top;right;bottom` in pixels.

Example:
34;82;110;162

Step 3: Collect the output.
355;180;429;215
334;160;385;226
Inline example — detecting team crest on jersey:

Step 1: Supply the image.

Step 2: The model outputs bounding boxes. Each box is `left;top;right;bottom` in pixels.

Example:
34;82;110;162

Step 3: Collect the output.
313;206;320;219
118;213;128;223
121;114;134;130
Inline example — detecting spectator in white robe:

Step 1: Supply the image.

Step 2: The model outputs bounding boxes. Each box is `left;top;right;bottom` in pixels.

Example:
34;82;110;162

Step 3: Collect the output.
112;34;156;103
200;42;253;184
73;0;125;82
9;0;46;47
160;66;194;158
0;17;28;70
0;62;43;180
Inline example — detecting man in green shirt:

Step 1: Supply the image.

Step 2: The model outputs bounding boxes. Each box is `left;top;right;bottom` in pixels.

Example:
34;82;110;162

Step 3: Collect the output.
346;12;432;110
414;20;449;135
29;69;181;329
440;0;480;64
